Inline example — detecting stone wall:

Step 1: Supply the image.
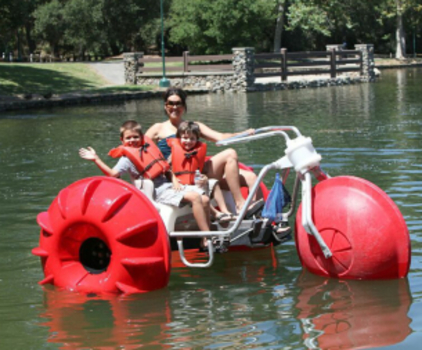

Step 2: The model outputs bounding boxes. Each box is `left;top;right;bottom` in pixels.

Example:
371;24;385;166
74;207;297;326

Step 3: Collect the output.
137;73;235;92
250;75;367;92
123;52;143;85
354;44;375;81
125;45;376;92
232;47;255;92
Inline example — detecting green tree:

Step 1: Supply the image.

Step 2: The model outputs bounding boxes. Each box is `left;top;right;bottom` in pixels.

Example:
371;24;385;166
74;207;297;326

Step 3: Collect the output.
274;0;288;52
62;0;106;56
286;0;364;49
169;0;275;54
1;0;42;56
102;0;159;55
33;0;65;56
376;0;422;58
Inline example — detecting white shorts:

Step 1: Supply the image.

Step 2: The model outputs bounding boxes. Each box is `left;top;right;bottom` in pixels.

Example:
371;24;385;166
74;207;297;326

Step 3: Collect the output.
155;179;218;207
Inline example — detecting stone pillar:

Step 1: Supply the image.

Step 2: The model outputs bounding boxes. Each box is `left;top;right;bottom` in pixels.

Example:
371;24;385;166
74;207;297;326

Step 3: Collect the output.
232;47;255;92
123;52;143;85
355;44;375;81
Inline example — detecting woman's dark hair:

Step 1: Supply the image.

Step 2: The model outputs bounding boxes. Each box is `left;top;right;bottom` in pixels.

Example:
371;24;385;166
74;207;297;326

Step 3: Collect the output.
163;87;187;112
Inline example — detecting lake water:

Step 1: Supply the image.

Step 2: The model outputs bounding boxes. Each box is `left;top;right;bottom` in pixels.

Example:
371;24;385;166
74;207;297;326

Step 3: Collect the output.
1;68;422;349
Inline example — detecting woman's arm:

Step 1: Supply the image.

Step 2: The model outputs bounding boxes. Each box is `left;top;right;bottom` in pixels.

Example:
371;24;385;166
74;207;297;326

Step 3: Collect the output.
196;122;254;142
144;123;161;142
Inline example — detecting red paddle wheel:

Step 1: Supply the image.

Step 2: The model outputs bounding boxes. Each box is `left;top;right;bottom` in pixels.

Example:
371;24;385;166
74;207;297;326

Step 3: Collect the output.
32;177;171;294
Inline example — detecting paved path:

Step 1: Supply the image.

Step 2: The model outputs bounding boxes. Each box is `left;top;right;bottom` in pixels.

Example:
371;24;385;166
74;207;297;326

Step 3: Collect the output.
87;61;125;85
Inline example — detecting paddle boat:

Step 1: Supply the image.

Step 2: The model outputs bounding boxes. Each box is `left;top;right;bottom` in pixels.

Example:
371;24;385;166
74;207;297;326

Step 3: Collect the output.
32;126;411;294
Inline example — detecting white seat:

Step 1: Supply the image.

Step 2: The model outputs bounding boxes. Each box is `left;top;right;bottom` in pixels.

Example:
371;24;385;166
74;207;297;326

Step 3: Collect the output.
133;179;237;233
133;178;193;232
133;178;155;201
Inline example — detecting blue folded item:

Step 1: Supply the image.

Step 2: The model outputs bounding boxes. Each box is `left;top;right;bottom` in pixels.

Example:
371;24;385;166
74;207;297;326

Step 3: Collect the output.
262;173;289;222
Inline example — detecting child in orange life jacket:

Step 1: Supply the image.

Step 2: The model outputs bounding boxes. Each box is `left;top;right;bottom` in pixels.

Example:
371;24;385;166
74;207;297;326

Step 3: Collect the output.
168;121;236;224
79;120;169;198
79;120;213;243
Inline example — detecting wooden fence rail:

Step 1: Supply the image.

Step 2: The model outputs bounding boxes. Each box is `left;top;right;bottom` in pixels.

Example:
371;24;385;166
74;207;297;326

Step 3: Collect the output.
139;51;233;74
137;48;363;81
255;49;362;81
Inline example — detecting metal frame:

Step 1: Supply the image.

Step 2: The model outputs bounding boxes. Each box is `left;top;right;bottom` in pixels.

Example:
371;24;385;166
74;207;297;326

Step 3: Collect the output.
169;126;333;267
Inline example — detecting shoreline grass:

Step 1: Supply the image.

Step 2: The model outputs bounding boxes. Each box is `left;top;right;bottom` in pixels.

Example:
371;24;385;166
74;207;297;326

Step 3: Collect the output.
0;63;153;96
1;58;421;98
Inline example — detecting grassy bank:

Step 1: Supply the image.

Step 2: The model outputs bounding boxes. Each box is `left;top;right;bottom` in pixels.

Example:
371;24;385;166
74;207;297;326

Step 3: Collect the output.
1;58;421;97
0;63;152;96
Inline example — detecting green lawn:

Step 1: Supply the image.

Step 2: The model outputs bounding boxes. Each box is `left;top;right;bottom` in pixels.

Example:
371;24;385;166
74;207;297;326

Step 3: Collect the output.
0;63;153;96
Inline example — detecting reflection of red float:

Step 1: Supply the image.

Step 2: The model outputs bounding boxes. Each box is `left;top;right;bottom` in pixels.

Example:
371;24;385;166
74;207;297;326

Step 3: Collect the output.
295;272;411;349
295;176;411;279
32;177;171;294
41;288;171;349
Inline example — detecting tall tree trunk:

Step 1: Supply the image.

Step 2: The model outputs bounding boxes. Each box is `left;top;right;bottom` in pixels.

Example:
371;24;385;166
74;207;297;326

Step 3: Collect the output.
395;0;406;59
25;22;36;54
273;0;287;52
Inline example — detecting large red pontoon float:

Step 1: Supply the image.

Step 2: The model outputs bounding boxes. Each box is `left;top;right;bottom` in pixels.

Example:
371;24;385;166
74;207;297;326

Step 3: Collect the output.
32;126;411;294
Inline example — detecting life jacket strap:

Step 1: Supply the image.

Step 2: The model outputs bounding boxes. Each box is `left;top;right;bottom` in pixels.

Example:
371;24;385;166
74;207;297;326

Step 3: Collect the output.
139;157;167;176
174;170;195;176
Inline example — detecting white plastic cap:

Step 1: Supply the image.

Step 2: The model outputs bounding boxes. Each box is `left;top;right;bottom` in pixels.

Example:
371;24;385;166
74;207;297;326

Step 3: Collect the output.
285;136;322;173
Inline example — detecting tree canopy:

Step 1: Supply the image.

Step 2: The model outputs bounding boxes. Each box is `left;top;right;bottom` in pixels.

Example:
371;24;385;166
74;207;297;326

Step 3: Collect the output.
1;0;422;59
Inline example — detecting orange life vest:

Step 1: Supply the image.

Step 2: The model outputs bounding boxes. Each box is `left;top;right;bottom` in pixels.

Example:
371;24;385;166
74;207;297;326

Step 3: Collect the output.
108;136;170;180
167;138;207;185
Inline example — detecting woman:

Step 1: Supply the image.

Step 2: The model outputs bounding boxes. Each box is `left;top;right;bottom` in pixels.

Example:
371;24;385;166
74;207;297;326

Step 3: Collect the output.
145;87;263;216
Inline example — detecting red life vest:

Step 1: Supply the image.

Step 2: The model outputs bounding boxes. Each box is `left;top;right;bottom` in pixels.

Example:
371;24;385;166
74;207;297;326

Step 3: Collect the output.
108;136;170;180
167;138;207;185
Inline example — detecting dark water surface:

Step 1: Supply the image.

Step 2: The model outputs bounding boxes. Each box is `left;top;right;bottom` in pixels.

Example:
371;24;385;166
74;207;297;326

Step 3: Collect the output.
1;69;422;349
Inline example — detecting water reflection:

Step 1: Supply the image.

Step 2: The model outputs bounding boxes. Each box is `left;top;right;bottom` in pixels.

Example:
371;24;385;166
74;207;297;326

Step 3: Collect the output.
40;248;412;349
295;272;412;350
40;288;172;349
40;248;294;349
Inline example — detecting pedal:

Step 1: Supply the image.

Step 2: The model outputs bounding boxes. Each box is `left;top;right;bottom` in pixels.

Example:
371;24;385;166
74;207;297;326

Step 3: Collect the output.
251;218;264;239
213;237;230;253
272;222;292;244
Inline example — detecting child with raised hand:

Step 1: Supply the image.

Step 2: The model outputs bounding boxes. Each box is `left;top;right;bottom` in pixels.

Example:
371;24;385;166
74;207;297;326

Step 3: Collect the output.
79;120;168;185
79;120;212;246
167;121;235;224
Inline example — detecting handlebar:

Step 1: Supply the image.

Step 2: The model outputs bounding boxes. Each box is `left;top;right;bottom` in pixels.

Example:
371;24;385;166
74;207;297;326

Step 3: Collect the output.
216;126;302;147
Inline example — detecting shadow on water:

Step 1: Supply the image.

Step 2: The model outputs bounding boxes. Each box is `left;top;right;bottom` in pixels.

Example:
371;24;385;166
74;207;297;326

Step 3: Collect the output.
39;249;412;349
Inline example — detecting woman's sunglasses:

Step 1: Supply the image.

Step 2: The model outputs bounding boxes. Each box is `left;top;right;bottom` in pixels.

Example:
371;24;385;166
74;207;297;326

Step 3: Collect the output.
165;101;183;107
